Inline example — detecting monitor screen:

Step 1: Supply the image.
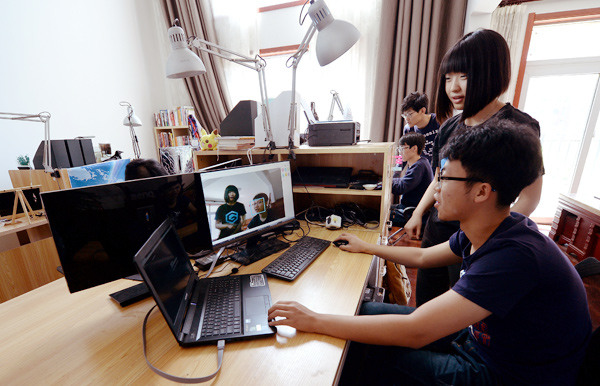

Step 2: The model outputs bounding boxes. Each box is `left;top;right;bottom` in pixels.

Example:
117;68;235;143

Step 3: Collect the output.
200;161;295;249
42;173;213;293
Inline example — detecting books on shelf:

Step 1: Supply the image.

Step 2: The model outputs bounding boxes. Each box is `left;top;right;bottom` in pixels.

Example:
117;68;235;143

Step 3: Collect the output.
218;136;255;150
158;132;193;148
154;106;196;127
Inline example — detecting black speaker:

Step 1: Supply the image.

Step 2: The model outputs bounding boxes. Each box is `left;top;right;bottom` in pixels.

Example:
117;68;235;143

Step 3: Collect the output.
33;140;71;169
79;139;96;165
66;139;85;167
219;100;257;136
33;139;97;169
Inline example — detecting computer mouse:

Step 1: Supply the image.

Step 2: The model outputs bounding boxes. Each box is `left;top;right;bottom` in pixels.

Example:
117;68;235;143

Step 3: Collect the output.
333;239;349;247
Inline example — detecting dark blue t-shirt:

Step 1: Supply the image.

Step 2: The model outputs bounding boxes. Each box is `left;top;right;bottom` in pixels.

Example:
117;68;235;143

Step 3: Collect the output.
391;157;433;208
450;213;591;385
403;113;439;163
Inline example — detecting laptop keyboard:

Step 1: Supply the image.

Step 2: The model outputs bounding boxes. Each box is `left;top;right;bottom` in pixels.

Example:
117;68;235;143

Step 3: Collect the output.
200;276;242;338
262;236;331;281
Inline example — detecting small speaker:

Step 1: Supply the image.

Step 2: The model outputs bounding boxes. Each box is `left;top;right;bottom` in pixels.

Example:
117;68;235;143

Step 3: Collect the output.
66;139;85;167
220;100;257;136
79;139;96;165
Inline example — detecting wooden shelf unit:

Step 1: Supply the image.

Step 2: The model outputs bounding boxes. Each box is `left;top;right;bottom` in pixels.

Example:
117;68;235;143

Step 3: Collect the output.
153;125;191;158
549;193;600;262
193;142;395;228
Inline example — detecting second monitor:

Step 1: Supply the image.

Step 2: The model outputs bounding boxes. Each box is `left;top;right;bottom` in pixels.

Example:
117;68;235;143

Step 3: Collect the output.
200;161;296;259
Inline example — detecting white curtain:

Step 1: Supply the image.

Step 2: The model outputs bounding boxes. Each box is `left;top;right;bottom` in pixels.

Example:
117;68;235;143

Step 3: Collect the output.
490;4;529;104
209;0;384;140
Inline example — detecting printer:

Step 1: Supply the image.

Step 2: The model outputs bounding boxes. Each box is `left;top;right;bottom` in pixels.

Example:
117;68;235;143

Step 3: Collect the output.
307;121;360;146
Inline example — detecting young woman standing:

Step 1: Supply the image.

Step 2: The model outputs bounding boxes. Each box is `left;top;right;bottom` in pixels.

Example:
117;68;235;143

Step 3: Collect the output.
404;29;544;306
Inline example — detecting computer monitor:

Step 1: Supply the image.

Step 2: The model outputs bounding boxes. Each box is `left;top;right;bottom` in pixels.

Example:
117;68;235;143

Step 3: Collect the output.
0;186;43;219
200;161;296;250
41;173;213;293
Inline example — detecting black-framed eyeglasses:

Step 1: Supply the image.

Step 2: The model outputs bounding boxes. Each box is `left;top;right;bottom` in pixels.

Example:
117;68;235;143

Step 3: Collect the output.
437;175;484;183
437;174;496;191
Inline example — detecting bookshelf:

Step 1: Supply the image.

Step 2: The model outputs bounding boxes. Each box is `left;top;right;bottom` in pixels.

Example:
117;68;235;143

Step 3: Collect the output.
153;125;192;158
192;143;394;228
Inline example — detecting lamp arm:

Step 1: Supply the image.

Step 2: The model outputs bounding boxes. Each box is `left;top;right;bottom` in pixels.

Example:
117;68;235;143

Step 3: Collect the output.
0;112;53;172
287;23;317;149
189;38;275;149
327;90;344;121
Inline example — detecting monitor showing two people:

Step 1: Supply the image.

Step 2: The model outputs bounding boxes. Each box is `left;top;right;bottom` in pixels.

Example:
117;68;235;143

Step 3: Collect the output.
200;161;296;249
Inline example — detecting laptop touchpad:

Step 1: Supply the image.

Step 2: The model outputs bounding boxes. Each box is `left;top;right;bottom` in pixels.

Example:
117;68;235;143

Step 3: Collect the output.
245;295;268;316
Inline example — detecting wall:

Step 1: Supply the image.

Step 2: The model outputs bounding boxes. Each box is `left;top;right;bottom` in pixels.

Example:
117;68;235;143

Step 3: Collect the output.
0;0;190;190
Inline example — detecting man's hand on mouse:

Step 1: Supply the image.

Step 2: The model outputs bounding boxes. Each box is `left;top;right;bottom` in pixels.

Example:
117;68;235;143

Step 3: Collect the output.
333;233;370;254
268;301;319;332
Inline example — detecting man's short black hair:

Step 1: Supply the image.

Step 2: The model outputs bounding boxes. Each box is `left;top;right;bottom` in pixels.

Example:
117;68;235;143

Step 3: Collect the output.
125;159;167;180
224;185;239;201
401;92;429;114
441;121;542;207
435;29;511;123
400;133;426;155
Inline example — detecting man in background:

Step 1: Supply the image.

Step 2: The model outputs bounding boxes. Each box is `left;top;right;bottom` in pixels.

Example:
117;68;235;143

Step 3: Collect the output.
401;91;439;163
390;133;433;227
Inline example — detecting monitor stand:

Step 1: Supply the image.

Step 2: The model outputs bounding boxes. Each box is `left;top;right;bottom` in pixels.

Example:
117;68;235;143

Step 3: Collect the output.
229;235;289;265
109;276;150;307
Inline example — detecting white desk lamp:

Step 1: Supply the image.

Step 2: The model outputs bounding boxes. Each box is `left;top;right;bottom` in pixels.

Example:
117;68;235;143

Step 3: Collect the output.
166;19;276;150
286;0;360;149
0;111;53;173
120;101;142;159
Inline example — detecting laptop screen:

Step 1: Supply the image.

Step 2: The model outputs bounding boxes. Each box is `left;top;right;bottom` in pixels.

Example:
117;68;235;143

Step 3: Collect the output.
142;225;194;324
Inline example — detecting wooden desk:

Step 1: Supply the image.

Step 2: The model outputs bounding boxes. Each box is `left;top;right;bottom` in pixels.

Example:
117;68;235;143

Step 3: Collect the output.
0;226;380;385
0;217;62;302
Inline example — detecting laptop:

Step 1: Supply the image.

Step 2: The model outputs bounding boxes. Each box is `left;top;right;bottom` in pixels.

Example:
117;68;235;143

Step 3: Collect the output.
134;218;275;346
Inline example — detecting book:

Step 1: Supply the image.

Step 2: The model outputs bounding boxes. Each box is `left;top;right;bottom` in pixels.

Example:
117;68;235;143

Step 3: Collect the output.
218;136;255;150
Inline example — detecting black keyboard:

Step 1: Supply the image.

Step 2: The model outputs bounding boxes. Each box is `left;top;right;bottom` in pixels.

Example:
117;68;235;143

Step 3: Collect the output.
262;236;331;281
200;276;242;338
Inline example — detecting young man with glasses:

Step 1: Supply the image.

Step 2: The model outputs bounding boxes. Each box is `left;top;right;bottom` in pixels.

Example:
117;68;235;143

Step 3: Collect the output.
268;123;591;385
390;133;433;227
401;91;439;163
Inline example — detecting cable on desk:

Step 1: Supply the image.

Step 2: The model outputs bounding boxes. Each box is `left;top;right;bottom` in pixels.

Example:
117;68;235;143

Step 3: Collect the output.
142;305;225;383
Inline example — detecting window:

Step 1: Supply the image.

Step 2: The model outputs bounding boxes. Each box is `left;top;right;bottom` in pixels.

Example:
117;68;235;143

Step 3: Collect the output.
515;9;600;218
211;0;382;141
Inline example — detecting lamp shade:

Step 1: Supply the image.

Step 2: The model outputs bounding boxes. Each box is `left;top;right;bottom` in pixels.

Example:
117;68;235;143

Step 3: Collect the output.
308;0;360;66
123;112;142;127
166;25;206;78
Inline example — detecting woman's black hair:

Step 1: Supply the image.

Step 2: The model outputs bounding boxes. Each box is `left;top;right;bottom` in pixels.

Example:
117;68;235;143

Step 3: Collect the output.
223;185;239;202
435;29;511;123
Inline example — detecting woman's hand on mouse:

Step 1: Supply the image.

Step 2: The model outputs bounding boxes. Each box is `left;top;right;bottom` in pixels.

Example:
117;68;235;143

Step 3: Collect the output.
334;233;370;254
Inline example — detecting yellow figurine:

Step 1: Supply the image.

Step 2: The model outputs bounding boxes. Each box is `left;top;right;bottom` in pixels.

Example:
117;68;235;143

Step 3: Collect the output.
200;129;220;150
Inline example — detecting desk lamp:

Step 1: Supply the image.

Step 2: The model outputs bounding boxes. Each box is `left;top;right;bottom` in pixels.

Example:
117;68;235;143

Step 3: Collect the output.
286;0;360;149
0;111;53;173
166;19;276;150
120;101;142;159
